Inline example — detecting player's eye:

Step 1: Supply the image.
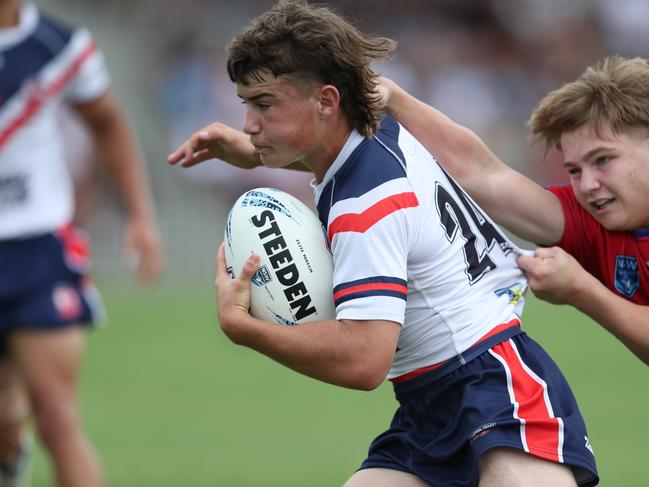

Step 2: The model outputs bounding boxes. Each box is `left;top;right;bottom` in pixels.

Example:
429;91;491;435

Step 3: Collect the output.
595;156;611;166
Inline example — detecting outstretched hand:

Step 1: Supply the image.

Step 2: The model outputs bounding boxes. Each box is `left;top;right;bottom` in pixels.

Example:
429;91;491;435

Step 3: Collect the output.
215;243;261;344
517;246;587;305
167;122;260;169
123;218;164;285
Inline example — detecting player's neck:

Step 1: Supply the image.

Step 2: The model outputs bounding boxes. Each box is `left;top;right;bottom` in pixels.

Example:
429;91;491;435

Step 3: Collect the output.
308;121;354;183
0;0;20;29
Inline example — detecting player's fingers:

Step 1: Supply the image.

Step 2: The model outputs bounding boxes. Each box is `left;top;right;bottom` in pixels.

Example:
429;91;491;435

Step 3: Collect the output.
138;248;164;284
181;149;212;167
169;131;207;166
167;148;182;165
167;139;194;165
216;242;228;282
239;253;260;282
532;246;560;258
196;129;213;142
516;254;539;273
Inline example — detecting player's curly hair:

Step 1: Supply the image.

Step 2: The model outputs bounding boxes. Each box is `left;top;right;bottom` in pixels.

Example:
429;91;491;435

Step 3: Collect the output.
226;0;396;138
529;56;649;149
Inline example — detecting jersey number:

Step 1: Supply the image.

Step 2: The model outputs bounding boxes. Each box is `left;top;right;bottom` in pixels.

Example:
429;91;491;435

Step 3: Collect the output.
435;176;512;284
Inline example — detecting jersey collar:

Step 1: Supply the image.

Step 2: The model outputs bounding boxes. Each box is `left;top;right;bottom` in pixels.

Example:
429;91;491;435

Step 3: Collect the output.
312;129;364;203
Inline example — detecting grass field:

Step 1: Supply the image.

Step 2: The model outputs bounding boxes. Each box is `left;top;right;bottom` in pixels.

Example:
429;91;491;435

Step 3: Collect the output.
30;281;647;486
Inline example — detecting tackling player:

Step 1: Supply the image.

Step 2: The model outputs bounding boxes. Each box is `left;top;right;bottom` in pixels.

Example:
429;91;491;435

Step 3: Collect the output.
377;57;649;366
0;1;164;485
168;1;598;485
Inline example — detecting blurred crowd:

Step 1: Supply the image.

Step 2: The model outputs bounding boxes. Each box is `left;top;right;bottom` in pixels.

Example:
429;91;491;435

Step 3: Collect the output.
39;0;649;275
148;0;649;186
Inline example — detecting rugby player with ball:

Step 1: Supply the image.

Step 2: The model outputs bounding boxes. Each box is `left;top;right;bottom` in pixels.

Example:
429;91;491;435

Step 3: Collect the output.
168;1;598;486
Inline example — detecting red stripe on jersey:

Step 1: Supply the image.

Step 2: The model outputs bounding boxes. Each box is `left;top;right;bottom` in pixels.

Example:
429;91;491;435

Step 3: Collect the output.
327;192;419;244
333;281;408;301
491;340;563;462
0;40;98;149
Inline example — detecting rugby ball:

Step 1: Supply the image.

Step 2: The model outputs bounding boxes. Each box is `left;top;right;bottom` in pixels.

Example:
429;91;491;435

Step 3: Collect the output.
224;188;335;325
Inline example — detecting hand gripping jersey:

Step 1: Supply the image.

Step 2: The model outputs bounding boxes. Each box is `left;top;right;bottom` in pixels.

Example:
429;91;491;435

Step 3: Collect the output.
314;116;529;379
0;3;109;239
549;184;649;304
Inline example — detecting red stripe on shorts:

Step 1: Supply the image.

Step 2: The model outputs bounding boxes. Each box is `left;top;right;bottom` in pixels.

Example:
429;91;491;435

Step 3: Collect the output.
490;339;563;463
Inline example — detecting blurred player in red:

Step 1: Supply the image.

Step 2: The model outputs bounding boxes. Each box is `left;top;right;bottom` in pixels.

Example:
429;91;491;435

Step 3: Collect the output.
377;56;649;366
0;1;164;485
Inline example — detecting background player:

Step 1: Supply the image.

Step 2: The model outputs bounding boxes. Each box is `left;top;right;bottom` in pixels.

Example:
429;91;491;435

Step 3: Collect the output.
377;57;649;366
169;1;598;485
0;0;164;485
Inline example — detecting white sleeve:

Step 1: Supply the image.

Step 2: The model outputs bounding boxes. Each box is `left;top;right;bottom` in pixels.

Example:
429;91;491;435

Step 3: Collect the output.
63;28;110;103
329;178;418;324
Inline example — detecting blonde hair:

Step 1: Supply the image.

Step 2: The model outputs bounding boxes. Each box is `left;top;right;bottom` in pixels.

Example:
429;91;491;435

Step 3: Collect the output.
529;56;649;149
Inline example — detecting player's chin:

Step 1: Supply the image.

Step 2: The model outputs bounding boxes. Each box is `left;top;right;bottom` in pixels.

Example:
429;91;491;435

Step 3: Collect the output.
260;153;293;169
592;211;632;232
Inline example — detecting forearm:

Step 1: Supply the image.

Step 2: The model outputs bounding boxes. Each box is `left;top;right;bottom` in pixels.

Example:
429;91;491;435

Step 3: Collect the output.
94;114;156;222
226;316;396;390
571;273;649;365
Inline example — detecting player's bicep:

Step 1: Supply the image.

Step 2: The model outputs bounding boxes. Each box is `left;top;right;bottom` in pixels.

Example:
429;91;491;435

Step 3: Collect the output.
482;166;564;246
71;90;123;133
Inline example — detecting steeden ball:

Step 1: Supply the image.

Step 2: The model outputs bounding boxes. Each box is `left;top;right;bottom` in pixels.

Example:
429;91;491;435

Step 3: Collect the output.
224;188;336;325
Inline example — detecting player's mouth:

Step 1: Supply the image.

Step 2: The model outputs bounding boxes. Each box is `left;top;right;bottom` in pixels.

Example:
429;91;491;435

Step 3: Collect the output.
589;197;615;212
253;144;269;154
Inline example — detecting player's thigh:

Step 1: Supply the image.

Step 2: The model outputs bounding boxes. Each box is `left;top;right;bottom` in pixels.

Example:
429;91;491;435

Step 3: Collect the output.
344;468;433;487
9;327;87;399
479;447;576;487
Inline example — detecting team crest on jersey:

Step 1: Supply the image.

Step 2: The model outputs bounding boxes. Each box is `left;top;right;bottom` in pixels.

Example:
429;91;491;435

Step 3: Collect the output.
614;255;639;298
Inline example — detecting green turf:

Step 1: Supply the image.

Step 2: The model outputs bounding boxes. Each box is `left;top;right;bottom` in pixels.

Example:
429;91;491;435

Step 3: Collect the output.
30;284;646;486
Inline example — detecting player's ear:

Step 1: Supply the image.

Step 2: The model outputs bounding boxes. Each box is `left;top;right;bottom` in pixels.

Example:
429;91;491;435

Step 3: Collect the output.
317;84;341;117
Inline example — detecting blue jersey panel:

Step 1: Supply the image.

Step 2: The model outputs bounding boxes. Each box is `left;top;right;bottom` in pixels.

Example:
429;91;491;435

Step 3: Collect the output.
0;15;73;107
317;116;406;226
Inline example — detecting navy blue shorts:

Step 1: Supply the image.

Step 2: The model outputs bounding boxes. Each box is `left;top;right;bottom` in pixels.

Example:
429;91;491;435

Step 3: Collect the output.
360;333;598;487
0;226;104;354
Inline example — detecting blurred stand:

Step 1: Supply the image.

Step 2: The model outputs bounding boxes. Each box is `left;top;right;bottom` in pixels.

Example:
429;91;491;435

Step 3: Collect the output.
37;0;649;281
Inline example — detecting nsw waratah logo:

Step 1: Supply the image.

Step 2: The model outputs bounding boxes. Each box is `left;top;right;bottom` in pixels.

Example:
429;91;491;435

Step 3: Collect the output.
251;265;272;286
614;255;639;298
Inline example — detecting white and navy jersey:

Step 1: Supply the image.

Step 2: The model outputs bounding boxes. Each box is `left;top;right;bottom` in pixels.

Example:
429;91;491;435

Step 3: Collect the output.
314;116;528;379
0;3;109;239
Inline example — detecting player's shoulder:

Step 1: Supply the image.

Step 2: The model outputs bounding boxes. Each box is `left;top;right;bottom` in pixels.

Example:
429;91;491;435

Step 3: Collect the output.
546;184;595;224
9;4;91;60
333;118;409;197
546;183;573;199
